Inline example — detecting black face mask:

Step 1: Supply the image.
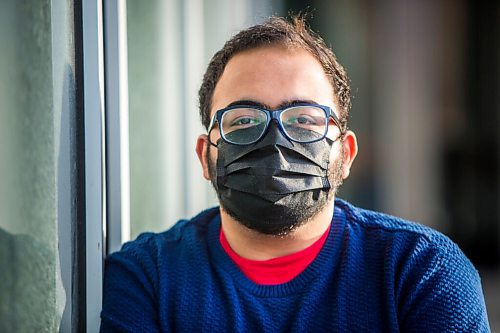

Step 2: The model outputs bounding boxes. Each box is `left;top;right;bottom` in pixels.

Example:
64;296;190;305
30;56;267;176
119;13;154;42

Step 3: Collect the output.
214;122;335;235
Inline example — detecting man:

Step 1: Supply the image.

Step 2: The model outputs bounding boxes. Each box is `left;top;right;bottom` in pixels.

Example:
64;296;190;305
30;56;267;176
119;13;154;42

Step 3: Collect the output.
101;16;490;332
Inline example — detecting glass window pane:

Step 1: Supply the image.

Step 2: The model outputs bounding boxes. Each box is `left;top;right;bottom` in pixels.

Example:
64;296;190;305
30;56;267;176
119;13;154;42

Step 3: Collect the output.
0;0;75;330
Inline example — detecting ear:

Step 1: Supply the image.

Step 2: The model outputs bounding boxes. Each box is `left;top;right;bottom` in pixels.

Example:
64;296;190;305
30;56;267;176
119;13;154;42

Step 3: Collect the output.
196;134;211;180
340;130;358;179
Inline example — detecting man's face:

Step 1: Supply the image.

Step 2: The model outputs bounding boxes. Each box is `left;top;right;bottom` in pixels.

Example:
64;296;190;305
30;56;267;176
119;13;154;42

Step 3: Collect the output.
209;44;343;166
198;44;353;232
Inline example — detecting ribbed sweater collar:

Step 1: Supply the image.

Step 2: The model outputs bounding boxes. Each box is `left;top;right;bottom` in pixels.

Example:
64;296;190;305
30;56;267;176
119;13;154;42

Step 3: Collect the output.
207;202;347;297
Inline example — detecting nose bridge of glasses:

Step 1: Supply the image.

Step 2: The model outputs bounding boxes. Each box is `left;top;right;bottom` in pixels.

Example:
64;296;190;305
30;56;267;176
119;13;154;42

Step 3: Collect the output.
268;109;281;120
266;114;297;144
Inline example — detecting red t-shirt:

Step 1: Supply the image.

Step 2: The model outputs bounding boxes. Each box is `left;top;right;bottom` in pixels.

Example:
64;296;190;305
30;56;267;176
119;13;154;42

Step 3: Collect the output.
219;224;331;285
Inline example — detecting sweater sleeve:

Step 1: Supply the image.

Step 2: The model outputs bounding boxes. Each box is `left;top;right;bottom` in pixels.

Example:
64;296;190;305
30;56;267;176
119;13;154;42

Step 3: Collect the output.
398;235;491;332
100;235;161;333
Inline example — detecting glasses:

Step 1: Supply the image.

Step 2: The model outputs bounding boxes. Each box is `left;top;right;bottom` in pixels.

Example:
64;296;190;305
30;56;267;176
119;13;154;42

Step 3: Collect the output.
208;103;344;146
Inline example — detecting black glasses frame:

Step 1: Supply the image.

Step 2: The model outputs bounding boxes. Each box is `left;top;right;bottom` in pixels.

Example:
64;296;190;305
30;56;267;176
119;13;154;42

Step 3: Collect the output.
207;103;345;146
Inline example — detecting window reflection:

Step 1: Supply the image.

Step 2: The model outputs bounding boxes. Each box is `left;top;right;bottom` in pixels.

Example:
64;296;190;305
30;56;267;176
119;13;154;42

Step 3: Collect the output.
0;0;74;330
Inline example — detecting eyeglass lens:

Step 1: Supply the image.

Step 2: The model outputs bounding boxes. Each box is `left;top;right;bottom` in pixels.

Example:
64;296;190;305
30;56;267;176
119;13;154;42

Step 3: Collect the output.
220;106;327;144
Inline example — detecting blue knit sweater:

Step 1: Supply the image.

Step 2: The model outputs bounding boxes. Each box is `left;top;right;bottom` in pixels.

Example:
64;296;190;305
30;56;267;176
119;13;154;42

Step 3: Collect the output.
100;199;490;332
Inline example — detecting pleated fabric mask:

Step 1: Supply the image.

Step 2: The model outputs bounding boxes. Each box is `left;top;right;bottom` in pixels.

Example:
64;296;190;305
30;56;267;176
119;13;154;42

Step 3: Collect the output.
215;122;334;235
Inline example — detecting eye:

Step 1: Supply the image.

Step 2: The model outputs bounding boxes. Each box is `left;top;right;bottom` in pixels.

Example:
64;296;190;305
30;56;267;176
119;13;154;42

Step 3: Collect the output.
221;108;267;136
286;115;316;125
284;114;324;127
231;116;261;126
281;106;327;128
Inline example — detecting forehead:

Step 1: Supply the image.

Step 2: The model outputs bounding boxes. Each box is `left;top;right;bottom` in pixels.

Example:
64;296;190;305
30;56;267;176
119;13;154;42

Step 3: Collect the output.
211;45;335;116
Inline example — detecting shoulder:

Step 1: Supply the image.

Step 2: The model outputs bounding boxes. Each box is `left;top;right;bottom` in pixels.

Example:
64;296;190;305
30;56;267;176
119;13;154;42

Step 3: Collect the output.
110;206;221;263
334;198;479;290
336;198;442;240
104;206;220;283
335;199;489;331
101;207;222;330
335;198;464;255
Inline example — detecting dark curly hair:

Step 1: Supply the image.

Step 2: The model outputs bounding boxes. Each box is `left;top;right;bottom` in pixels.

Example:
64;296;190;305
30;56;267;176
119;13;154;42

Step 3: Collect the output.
198;14;351;131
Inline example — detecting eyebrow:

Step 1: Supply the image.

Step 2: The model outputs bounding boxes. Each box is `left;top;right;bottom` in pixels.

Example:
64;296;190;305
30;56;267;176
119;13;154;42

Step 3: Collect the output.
225;99;320;110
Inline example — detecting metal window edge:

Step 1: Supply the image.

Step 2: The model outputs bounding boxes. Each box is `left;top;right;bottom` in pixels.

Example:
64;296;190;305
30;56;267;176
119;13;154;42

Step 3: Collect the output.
82;0;106;332
104;0;131;255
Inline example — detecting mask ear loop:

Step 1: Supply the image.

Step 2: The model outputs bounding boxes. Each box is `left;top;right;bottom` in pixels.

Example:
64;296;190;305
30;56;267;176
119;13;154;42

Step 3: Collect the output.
338;127;348;141
329;124;347;144
323;124;348;191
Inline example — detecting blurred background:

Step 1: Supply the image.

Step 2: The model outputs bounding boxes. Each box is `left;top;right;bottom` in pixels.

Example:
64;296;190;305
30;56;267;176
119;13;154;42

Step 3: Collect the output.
0;0;498;331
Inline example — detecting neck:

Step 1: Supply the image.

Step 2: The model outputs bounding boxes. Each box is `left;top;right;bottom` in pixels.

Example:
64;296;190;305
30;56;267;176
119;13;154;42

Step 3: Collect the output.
220;198;335;261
